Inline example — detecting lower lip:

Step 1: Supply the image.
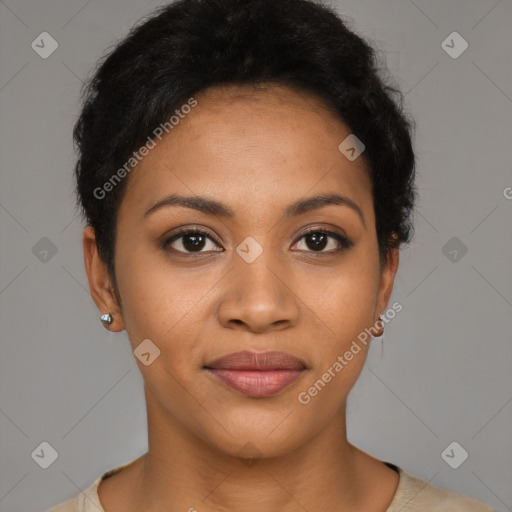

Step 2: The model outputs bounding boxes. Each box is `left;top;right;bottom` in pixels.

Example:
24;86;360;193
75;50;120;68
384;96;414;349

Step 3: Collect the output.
206;369;304;397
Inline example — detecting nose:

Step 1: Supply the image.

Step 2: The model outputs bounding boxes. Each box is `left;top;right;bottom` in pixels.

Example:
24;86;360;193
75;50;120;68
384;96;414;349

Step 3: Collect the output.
216;249;300;334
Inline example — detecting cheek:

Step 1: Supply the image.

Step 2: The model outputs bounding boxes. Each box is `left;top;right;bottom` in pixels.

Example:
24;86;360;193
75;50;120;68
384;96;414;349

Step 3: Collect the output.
296;282;375;418
323;272;377;341
295;249;379;394
298;247;379;338
114;243;177;339
115;243;215;366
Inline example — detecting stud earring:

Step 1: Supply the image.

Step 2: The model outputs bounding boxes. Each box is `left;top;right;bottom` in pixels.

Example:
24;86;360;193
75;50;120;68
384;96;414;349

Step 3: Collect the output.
100;313;113;326
373;313;385;338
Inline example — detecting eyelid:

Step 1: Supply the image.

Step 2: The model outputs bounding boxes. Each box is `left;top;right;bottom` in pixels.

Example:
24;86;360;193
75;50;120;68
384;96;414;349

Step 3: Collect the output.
293;226;353;251
299;225;348;240
163;226;223;253
164;225;221;243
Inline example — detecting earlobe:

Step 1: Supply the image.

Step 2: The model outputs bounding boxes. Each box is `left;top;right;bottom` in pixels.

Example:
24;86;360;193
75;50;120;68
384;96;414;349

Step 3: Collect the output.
376;245;400;319
82;226;125;332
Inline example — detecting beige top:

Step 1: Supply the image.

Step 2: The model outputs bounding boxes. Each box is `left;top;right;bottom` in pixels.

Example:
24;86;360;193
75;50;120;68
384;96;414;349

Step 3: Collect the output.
47;460;494;512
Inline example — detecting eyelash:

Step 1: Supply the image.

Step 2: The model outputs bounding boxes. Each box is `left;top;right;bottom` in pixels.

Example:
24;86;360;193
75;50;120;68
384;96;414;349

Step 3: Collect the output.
163;227;353;256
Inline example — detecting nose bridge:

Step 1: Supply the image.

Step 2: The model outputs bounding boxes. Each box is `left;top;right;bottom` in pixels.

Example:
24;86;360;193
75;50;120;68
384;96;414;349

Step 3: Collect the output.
236;246;280;297
217;236;299;332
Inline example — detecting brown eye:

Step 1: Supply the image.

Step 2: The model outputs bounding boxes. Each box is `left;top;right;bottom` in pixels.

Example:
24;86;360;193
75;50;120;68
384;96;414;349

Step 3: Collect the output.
164;229;223;254
293;229;353;253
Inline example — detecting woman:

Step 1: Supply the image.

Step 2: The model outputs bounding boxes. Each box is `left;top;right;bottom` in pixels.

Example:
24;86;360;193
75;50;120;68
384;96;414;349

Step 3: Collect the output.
49;0;494;510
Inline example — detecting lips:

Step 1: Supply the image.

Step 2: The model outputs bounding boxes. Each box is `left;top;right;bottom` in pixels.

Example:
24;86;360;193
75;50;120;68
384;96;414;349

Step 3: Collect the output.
205;350;306;371
204;350;306;397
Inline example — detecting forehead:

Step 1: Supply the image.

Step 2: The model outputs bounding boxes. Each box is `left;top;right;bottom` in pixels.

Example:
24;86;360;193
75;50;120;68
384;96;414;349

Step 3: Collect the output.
118;83;373;224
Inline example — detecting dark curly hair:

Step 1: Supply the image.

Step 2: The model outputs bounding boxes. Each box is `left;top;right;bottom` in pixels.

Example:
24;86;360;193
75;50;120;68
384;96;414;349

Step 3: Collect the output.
73;0;416;294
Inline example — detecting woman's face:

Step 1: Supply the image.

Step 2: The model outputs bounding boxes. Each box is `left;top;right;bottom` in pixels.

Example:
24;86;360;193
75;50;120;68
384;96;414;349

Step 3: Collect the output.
85;83;398;458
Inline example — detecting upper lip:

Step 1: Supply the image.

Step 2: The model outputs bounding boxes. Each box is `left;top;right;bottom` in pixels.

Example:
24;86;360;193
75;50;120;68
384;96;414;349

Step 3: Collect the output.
204;350;306;371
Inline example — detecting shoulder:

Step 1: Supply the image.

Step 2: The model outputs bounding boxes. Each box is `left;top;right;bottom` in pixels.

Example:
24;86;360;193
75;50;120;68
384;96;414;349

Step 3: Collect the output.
45;478;101;512
45;494;82;512
46;470;109;512
389;466;495;511
46;458;139;512
46;495;83;512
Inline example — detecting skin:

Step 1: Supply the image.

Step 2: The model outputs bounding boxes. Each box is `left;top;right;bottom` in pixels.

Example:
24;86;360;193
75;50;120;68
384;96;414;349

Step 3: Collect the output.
83;83;400;512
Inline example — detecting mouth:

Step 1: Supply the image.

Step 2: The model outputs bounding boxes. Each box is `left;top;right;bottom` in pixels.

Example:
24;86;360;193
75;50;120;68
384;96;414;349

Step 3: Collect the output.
203;350;306;398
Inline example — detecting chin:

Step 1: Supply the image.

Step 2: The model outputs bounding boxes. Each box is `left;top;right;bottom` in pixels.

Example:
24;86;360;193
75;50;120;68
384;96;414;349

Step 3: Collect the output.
192;410;311;461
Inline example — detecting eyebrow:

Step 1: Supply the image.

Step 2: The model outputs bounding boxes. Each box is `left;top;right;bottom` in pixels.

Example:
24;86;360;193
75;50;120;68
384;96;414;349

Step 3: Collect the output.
143;192;365;227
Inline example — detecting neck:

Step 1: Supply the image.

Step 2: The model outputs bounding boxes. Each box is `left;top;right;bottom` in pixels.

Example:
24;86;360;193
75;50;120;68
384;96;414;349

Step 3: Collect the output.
132;394;369;512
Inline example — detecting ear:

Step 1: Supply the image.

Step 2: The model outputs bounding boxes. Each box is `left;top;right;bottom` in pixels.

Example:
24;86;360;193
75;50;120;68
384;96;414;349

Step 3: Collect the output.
82;225;125;332
369;243;400;336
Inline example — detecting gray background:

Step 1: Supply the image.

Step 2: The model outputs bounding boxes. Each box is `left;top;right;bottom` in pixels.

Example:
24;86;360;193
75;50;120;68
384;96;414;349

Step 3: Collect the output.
0;0;511;511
